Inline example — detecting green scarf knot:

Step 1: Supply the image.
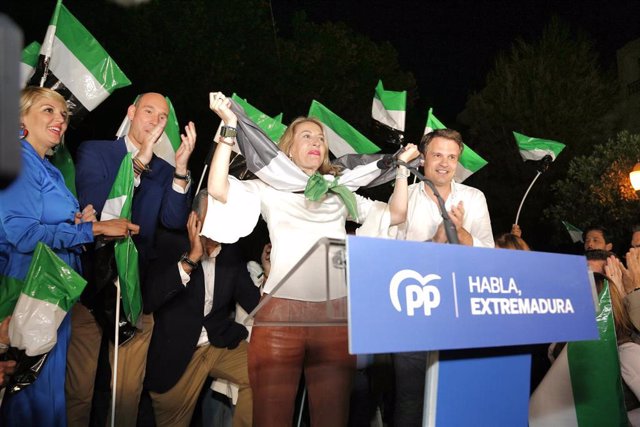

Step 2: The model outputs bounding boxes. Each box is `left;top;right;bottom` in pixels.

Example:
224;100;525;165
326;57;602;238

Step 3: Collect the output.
304;172;359;219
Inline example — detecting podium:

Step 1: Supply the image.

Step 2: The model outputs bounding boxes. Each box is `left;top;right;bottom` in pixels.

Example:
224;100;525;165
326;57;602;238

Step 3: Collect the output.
246;236;599;426
347;236;598;427
245;237;349;326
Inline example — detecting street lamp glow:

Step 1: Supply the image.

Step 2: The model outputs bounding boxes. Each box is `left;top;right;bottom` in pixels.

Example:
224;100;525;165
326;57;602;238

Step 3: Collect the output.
630;163;640;192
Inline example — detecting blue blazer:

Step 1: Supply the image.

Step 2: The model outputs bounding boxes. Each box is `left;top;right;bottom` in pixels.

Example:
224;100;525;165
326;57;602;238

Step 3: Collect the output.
75;138;190;264
143;229;260;393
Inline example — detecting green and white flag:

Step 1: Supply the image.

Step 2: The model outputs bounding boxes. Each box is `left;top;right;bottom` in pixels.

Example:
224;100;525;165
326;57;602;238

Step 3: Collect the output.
232;94;287;142
29;0;131;121
562;221;583;243
213;94;287;155
101;153;142;325
49;141;78;197
9;243;86;356
529;282;627;427
309;100;381;157
513;131;565;162
372;80;406;132
21;41;41;88
424;108;488;183
116;95;181;166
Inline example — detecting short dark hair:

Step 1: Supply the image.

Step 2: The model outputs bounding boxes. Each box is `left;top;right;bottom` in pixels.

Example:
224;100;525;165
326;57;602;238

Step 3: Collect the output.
582;225;611;243
419;129;464;155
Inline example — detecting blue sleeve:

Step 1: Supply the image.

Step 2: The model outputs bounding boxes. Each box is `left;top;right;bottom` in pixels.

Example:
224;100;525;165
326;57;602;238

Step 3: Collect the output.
0;164;94;254
76;141;112;214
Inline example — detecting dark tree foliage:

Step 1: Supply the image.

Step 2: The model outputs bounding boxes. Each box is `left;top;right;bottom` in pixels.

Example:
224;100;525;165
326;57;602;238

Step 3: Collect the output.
546;131;640;249
458;17;621;251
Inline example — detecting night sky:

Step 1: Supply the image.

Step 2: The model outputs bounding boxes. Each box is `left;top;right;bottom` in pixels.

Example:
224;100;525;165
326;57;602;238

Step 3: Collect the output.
272;0;640;126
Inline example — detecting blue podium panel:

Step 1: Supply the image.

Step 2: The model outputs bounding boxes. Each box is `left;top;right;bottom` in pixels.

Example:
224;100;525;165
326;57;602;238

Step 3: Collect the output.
347;236;598;354
435;352;531;427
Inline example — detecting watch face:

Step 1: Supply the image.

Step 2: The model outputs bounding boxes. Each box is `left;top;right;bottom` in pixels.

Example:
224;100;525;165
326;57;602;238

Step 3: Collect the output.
220;126;237;138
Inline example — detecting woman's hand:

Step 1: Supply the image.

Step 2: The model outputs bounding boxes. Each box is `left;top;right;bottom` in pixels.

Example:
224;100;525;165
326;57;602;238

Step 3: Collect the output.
92;219;140;238
397;143;420;163
75;204;97;224
209;92;237;128
261;243;272;279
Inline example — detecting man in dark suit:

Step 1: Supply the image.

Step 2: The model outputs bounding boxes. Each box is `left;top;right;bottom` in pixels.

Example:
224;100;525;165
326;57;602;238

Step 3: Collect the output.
67;93;196;426
144;190;260;427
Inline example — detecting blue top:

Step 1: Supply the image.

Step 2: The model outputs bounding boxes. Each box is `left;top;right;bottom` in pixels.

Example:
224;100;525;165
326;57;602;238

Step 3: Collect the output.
0;140;94;281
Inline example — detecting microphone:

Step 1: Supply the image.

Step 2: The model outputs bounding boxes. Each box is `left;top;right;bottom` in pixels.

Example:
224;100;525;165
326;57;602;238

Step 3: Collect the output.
376;154;397;169
376;147;406;169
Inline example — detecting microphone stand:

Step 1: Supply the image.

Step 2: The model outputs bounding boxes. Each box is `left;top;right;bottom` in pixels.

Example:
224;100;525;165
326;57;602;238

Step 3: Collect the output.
396;160;460;245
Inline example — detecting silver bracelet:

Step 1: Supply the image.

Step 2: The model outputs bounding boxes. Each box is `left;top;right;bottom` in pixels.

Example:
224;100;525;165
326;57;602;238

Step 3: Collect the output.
396;165;410;179
0;342;8;355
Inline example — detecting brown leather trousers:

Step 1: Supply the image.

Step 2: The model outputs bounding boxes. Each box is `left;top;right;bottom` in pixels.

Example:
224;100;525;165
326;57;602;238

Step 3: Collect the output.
249;297;355;427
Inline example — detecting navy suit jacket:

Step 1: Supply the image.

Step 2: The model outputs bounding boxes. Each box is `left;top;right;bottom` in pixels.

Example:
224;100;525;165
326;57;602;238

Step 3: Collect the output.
75;138;190;264
143;229;260;393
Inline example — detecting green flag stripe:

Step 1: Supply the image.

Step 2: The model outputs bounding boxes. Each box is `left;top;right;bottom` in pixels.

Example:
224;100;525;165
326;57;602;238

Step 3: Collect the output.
513;132;565;158
460;145;487;172
52;2;130;91
163;97;181;152
309;100;380;154
22;41;41;65
0;275;24;321
232;94;287;142
20;243;86;312
374;80;406;111
425;107;447;132
567;282;627;426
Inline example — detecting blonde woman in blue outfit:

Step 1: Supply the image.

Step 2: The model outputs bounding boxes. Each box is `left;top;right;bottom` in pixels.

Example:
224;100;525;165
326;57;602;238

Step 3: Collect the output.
0;87;138;427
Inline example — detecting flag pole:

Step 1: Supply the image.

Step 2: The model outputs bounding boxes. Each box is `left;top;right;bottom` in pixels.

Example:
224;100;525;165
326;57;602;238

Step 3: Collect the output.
111;276;121;427
514;171;541;226
514;155;553;225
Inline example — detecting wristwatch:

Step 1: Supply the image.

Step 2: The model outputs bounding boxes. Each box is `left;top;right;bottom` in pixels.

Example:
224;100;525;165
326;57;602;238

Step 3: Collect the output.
220;126;238;138
174;170;191;184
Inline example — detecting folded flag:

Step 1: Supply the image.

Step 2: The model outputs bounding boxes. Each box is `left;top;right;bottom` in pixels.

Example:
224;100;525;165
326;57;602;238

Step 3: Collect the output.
562;221;584;243
29;0;131;122
513;131;565;162
309;100;381;157
372;80;406;132
9;243;86;356
529;281;627;427
228;99;398;193
100;153;142;325
21;41;41;88
424;108;487;183
116;95;181;167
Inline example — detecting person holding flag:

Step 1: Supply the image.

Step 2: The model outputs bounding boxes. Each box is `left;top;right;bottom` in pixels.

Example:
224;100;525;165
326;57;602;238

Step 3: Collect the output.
206;92;419;426
68;92;196;427
0;86;138;427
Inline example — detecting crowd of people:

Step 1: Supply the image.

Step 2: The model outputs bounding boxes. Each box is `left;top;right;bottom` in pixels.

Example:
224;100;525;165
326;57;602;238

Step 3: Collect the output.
1;86;639;426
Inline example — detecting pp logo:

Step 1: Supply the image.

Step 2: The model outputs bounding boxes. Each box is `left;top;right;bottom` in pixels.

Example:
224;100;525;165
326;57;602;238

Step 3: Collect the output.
389;270;441;316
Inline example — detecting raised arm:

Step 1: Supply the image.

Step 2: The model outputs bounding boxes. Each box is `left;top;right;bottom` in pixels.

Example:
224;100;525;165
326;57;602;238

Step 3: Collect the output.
207;92;238;203
388;144;420;225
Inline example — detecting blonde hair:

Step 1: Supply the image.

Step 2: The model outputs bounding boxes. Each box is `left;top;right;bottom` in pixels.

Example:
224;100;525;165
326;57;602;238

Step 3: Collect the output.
279;117;341;176
20;86;69;120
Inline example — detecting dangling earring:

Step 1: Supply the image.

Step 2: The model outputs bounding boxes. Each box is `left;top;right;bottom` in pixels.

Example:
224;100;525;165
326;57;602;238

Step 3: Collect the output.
288;152;293;160
19;124;28;140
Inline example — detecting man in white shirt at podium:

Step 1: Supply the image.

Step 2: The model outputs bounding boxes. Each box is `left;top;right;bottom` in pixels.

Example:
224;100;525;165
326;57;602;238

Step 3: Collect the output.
390;128;494;426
